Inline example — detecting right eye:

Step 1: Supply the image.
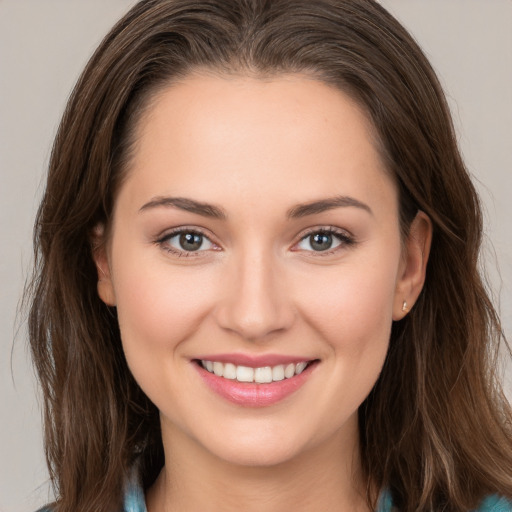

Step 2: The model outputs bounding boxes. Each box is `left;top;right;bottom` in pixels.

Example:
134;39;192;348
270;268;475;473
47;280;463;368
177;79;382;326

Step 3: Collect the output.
158;229;215;255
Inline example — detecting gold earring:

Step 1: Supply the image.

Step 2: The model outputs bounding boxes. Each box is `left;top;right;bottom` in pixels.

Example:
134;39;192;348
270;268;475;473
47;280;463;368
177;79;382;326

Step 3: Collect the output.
402;300;409;313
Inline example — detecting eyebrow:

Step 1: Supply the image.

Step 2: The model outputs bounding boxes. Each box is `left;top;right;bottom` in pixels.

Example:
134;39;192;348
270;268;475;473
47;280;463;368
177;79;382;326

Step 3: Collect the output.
139;196;227;219
287;195;373;218
139;194;372;220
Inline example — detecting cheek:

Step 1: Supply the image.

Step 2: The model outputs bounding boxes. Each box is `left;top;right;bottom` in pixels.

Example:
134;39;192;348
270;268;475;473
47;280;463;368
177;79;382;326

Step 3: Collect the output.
298;259;398;348
111;252;216;358
293;245;400;407
111;254;221;415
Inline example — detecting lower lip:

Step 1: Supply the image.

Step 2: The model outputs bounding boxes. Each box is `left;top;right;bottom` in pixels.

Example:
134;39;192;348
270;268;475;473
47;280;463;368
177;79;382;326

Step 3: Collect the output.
195;362;317;407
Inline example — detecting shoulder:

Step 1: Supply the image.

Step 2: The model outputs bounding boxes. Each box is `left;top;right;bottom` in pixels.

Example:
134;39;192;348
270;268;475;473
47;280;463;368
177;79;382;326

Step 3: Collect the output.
476;495;512;511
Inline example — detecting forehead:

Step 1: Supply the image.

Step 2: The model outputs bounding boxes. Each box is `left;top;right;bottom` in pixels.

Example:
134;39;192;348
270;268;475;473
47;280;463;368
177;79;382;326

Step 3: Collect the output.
119;73;396;216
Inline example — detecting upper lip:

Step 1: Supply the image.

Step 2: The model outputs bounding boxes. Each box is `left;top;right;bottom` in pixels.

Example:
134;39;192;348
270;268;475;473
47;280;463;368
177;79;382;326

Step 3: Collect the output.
194;353;316;367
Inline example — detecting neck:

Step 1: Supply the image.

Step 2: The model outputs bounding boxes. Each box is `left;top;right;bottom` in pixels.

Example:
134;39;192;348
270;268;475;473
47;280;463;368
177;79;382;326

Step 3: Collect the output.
146;418;371;512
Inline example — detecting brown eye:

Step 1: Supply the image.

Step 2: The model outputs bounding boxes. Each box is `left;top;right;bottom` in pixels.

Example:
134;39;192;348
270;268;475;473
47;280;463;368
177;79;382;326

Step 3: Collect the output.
161;230;214;253
297;231;341;252
179;232;204;251
295;229;354;254
309;233;334;251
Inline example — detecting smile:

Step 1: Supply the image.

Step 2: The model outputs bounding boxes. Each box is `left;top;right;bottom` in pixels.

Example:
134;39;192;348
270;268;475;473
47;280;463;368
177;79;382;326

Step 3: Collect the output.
200;360;309;383
195;357;318;407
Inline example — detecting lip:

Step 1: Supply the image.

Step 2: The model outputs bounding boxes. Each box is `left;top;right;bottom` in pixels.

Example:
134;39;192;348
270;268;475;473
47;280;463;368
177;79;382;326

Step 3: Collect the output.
194;357;318;407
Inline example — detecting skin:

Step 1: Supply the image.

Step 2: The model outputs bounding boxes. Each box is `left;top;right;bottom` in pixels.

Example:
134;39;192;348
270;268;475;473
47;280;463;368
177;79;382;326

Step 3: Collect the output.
94;73;431;511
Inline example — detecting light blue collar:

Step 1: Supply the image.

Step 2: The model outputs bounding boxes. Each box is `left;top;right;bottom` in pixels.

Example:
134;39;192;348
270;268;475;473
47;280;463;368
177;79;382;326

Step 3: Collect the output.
377;488;394;511
123;467;147;512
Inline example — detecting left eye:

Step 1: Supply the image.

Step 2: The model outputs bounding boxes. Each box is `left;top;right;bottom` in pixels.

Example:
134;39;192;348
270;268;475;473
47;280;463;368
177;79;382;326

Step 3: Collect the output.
296;231;344;252
163;231;214;252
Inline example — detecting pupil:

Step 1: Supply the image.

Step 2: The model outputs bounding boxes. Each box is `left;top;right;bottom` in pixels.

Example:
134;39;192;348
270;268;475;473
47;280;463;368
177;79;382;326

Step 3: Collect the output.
179;232;202;251
311;233;332;251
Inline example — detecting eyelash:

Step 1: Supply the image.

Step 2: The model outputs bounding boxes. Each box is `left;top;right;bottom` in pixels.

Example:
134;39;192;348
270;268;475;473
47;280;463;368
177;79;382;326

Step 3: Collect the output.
155;226;356;257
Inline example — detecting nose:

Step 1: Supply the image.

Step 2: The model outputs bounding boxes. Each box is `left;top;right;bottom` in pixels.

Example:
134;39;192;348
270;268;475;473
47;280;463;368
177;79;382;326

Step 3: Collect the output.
214;249;295;342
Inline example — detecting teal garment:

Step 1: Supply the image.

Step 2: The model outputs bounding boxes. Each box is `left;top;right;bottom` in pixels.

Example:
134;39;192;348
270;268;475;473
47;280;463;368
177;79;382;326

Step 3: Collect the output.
478;495;512;512
123;471;148;512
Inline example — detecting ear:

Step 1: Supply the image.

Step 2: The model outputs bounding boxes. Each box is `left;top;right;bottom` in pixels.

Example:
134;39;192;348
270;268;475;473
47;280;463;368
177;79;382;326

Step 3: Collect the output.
393;211;432;320
91;224;116;307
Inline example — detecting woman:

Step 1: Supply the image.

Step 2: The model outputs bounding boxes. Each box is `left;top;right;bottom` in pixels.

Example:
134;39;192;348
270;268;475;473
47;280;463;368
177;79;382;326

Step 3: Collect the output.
28;0;512;510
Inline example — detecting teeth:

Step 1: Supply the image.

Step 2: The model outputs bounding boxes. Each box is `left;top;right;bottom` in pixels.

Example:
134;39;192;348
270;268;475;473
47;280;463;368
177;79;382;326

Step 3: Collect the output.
295;362;307;374
236;365;254;382
213;361;223;376
223;363;237;380
272;365;285;381
201;360;310;383
284;363;295;378
254;366;272;383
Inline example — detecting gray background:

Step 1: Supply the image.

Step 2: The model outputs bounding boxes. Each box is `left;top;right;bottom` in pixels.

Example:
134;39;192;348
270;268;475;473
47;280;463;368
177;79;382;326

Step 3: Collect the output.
1;1;511;511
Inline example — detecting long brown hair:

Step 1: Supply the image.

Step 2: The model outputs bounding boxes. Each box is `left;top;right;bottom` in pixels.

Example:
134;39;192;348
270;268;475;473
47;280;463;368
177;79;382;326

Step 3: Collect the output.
28;1;512;510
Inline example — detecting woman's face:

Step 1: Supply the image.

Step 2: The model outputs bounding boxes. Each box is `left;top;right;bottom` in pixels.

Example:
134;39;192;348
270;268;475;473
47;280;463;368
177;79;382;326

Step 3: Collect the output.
96;74;428;467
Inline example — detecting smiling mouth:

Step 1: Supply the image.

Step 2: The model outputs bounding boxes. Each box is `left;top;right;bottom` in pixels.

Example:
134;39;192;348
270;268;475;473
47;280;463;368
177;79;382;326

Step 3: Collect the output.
197;359;317;384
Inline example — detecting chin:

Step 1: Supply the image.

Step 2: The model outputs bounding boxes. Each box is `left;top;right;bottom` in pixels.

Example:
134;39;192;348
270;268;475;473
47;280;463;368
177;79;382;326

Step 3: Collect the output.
209;439;305;468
